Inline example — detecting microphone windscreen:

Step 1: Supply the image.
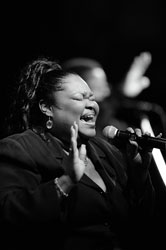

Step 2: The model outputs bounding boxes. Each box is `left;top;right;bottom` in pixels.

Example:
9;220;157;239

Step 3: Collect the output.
102;125;118;139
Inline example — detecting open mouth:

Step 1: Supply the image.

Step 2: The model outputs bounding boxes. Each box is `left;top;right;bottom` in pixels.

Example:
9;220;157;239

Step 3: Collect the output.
80;112;96;124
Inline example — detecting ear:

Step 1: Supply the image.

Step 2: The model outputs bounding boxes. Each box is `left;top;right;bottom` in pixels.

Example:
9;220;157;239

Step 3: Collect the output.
39;100;53;117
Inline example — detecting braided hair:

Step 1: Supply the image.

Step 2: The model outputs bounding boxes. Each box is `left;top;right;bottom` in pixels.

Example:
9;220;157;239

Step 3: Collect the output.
6;57;69;135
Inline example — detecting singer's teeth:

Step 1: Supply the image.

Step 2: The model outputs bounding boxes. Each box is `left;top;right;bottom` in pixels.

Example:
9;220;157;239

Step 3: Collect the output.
80;114;94;122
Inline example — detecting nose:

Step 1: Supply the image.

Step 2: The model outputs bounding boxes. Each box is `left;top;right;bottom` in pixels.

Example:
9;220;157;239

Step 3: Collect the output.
86;99;95;107
86;99;99;115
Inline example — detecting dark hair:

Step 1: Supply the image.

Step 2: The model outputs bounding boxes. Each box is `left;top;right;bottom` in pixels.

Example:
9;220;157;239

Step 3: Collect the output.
6;57;70;135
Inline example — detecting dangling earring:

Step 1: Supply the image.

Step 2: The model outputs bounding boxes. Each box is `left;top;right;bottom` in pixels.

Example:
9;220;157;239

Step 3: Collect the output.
46;116;53;129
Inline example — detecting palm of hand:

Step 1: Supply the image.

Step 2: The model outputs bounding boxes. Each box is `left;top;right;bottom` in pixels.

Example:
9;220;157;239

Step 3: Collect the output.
65;122;87;183
123;51;152;97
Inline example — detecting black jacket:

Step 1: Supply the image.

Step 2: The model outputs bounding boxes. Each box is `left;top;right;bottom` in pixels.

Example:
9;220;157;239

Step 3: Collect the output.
0;129;155;250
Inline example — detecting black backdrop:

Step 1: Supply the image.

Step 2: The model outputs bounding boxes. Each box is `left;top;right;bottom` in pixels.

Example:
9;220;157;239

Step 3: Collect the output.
1;0;166;121
1;1;166;122
0;0;166;247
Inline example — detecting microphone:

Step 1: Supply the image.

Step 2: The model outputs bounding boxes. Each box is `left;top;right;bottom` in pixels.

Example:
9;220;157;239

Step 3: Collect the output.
102;125;166;150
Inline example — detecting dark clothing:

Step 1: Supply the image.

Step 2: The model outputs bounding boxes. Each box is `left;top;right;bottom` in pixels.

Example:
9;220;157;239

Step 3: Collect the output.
0;129;155;250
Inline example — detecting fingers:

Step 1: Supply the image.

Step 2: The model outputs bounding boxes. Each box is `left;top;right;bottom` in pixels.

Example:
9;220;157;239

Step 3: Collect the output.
70;121;78;153
139;76;151;89
135;128;142;137
126;127;153;153
123;52;152;98
139;51;152;73
79;144;87;162
156;133;162;138
125;127;138;156
131;51;152;76
73;121;78;138
126;127;143;138
126;127;151;142
71;122;87;162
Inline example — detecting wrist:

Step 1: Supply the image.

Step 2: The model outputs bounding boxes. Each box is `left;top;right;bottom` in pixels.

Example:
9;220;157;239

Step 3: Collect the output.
54;175;76;197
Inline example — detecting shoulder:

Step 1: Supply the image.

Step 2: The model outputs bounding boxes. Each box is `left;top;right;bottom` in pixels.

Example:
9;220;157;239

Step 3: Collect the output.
0;129;53;158
0;129;63;160
0;129;41;149
0;130;39;158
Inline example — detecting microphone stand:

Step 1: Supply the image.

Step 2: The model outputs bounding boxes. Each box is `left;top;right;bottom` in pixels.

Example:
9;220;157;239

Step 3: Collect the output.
140;114;166;187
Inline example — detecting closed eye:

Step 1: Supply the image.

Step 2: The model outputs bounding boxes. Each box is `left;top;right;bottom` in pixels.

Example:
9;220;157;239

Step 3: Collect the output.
73;96;84;101
72;92;95;101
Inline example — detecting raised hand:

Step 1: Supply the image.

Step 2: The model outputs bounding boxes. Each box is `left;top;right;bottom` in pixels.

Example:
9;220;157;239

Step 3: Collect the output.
65;121;87;183
122;51;152;97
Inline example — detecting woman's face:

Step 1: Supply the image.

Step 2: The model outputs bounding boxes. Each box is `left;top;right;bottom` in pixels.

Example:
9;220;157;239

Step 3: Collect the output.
50;74;99;142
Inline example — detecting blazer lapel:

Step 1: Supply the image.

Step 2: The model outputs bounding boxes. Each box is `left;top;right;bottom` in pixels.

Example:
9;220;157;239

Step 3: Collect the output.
80;141;116;191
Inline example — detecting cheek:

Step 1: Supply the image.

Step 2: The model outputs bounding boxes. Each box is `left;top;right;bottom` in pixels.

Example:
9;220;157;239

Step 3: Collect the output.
66;103;84;117
52;102;85;128
61;105;84;124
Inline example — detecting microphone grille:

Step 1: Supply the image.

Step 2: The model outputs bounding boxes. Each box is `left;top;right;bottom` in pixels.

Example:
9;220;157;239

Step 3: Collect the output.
102;125;118;139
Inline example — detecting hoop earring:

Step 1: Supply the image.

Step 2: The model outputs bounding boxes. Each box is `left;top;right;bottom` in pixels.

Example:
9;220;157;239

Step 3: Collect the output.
46;116;53;129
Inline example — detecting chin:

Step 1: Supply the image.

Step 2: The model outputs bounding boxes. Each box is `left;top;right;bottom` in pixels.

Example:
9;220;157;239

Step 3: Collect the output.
80;129;96;139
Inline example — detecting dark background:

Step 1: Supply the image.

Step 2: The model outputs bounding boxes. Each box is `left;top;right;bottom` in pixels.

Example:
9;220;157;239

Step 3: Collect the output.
0;1;166;247
1;1;166;119
1;0;166;126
